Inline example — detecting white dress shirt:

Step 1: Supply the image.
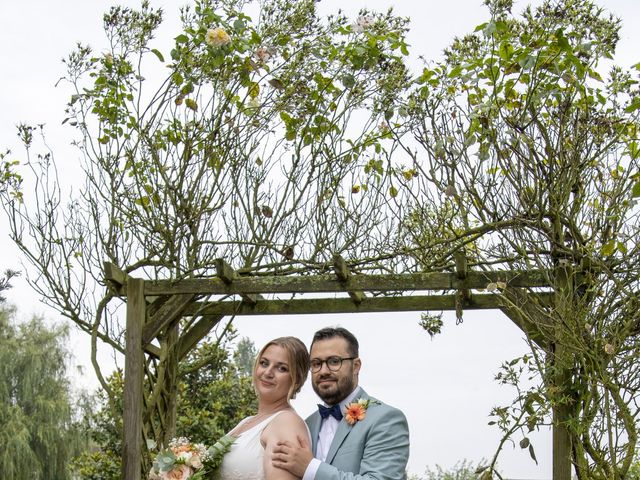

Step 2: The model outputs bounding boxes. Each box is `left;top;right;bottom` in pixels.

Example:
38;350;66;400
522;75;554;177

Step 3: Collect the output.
302;387;362;480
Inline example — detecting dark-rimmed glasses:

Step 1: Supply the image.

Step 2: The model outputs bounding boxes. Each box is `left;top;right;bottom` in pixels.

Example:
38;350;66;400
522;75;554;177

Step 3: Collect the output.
310;356;357;373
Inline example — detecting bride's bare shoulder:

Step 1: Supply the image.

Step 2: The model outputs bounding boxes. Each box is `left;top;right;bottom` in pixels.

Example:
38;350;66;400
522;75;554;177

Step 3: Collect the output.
263;410;307;443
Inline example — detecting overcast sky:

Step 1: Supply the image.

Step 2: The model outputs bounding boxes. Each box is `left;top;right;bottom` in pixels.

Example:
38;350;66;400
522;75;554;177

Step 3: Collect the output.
1;0;639;478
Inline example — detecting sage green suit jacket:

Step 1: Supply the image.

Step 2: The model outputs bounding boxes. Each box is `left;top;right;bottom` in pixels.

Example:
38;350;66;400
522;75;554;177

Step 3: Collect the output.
306;389;410;480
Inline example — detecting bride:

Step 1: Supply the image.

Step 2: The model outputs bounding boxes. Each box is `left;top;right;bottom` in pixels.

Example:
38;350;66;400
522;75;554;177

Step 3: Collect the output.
216;336;311;480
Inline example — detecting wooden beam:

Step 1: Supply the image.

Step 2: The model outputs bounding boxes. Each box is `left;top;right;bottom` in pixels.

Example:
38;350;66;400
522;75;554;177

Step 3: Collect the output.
214;258;236;283
104;261;127;294
215;258;261;306
122;278;145;480
177;314;225;360
147;295;169;318
161;324;179;446
144;270;551;296
142;293;196;346
333;254;364;304
498;288;552;351
183;293;554;316
145;344;161;358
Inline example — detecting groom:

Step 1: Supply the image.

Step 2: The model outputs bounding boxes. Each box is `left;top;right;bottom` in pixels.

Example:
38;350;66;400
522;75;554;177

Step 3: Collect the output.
272;327;410;479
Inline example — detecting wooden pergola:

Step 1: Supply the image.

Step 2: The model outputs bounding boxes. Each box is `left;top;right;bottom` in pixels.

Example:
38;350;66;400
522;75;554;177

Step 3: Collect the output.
105;253;573;480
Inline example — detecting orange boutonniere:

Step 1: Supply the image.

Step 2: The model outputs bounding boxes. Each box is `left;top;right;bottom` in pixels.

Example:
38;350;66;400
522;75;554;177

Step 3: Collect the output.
344;398;379;425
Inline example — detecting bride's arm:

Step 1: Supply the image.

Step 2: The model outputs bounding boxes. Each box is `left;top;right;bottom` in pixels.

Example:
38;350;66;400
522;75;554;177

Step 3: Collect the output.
262;411;312;480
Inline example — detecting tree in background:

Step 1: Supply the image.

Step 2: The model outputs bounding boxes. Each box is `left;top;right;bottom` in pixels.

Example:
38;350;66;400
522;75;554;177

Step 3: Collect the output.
403;0;640;477
234;336;258;376
71;333;257;479
0;0;410;399
0;269;19;304
0;305;87;479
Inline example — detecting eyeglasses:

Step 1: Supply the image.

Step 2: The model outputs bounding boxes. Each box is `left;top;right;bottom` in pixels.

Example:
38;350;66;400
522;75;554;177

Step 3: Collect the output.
310;356;357;373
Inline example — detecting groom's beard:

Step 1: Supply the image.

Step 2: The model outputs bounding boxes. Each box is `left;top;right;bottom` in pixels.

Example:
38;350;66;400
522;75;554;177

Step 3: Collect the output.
312;370;356;406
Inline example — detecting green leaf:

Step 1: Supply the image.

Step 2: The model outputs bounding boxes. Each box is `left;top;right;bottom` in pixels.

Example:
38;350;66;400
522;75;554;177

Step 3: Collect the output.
389;185;398;198
498;42;514;61
448;65;463;78
632;182;640;198
269;78;285;90
248;82;260;98
280;111;292;123
341;74;355;89
529;444;538;465
587;69;602;82
185;98;198;111
483;21;496;36
600;240;615;256
233;19;245;31
625;97;640;113
135;196;150;207
617;242;628;254
151;48;164;62
172;72;184;86
556;29;571;52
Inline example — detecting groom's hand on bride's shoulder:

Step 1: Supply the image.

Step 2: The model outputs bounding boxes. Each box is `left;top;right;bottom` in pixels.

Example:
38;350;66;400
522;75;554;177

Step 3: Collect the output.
271;435;313;477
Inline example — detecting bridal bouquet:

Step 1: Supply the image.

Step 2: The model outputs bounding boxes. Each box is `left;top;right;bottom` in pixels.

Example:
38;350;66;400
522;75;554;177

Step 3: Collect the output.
148;435;235;479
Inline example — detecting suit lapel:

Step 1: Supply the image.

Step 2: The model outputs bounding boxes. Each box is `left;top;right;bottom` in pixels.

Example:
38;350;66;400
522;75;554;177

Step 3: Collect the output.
325;419;352;463
325;389;370;463
308;412;322;455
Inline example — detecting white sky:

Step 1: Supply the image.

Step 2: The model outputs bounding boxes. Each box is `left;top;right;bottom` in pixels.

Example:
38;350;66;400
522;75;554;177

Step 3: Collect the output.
1;0;639;478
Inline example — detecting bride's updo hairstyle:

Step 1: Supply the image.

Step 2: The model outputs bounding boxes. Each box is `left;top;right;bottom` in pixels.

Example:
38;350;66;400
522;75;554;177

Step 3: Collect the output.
254;336;310;400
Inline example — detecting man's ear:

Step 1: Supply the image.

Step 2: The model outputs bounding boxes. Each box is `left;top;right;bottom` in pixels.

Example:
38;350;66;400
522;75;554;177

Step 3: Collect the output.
353;357;362;375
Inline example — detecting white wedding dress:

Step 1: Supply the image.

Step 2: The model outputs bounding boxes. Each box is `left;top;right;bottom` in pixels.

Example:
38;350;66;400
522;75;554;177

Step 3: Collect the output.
216;411;286;480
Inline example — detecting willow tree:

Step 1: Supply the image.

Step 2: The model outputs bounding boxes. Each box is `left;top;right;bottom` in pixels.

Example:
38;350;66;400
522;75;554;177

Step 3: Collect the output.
0;0;410;394
0;306;86;479
401;0;640;477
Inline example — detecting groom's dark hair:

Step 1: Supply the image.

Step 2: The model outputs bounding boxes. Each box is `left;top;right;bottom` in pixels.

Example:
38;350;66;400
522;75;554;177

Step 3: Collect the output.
311;327;359;357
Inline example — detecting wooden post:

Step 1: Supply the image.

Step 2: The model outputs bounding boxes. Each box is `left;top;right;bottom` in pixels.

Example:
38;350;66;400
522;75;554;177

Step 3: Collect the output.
552;265;573;480
123;278;146;480
552;346;573;480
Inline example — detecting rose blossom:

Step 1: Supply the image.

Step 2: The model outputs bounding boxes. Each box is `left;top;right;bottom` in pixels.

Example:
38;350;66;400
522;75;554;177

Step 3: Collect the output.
165;464;192;480
205;27;231;47
254;47;272;62
186;453;203;469
353;15;374;33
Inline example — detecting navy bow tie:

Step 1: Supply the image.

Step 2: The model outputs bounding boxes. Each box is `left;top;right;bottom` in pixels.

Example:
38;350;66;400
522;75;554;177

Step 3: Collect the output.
318;403;343;421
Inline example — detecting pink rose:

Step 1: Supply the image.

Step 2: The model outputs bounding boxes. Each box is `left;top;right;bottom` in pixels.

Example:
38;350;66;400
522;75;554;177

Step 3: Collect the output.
165;464;192;480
